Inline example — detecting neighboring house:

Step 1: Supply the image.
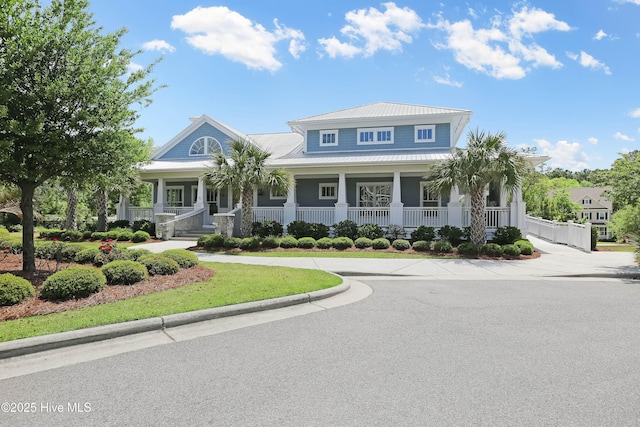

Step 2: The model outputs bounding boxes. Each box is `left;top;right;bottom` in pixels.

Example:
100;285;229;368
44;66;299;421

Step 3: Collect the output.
568;187;613;239
120;102;547;238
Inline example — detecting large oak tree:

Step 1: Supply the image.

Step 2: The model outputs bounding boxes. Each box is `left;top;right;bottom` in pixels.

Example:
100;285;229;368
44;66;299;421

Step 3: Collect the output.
0;0;159;271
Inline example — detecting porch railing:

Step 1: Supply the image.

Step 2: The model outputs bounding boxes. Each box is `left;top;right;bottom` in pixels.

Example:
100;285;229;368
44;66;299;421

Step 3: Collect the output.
462;207;510;228
164;207;194;216
403;208;449;228
348;208;390;227
525;215;591;252
252;207;284;224
125;207;154;223
297;207;335;225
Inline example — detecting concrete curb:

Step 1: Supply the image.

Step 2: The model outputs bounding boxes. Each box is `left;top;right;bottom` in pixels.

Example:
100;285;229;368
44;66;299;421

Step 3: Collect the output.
0;278;350;360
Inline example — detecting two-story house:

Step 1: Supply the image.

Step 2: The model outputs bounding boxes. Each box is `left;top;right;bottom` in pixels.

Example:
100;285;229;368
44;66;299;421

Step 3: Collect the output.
120;102;547;238
569;187;613;239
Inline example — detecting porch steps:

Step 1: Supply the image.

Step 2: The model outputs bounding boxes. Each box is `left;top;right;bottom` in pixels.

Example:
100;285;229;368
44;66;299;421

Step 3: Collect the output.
171;228;215;241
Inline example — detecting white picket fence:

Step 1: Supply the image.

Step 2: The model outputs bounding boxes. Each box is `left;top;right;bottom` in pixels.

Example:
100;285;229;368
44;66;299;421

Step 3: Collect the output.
525;215;592;252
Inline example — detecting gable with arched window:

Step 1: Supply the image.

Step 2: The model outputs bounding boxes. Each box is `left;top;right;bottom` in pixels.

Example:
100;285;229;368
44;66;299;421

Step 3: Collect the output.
189;136;222;156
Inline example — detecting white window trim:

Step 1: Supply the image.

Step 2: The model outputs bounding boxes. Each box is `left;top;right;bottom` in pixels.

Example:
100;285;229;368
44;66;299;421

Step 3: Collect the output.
166;186;184;207
270;188;287;200
415;125;436;143
206;187;219;204
420;182;441;207
357;127;394;145
356;182;393;207
319;183;338;200
189;136;223;157
319;130;338;147
190;185;198;207
582;198;592;205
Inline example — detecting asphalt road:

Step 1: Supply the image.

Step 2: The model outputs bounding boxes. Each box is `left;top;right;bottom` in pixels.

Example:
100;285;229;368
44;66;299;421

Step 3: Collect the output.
2;276;640;426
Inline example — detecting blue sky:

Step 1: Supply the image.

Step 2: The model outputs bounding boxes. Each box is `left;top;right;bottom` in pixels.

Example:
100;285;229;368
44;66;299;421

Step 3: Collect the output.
88;0;640;171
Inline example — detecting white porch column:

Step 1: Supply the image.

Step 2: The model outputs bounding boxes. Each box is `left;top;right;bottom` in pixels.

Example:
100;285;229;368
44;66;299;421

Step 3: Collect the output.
334;172;349;222
447;186;463;228
194;177;205;209
390;171;404;226
510;185;526;231
227;185;234;210
153;178;165;217
284;176;297;229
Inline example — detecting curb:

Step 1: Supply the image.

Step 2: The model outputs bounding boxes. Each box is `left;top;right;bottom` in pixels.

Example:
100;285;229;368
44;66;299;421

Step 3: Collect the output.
0;279;350;360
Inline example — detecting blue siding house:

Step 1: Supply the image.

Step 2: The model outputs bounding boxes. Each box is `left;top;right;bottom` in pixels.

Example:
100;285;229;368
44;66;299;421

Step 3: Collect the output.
122;102;543;237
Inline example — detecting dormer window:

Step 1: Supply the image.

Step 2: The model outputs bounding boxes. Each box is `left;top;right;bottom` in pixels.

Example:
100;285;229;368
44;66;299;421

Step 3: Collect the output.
582;198;592;205
320;130;338;146
189;136;222;156
415;125;435;143
357;127;394;145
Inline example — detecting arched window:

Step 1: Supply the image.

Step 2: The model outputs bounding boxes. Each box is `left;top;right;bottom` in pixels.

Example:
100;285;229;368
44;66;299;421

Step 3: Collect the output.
189;137;222;156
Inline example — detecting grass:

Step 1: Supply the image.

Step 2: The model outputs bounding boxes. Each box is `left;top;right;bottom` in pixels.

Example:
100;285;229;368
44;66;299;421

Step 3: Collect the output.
0;261;342;342
596;243;637;252
226;250;441;259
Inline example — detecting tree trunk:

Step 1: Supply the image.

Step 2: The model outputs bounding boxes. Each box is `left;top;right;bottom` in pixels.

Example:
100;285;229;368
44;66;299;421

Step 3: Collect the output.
240;186;253;238
95;187;108;232
19;182;37;272
64;187;78;230
470;187;487;247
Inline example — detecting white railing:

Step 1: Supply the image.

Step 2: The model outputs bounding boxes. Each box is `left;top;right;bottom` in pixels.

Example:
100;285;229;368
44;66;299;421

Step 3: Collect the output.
525;215;591;252
126;207;154;223
297;207;335;225
252;207;284;224
348;208;390;226
462;207;510;228
403;208;449;228
164;207;194;216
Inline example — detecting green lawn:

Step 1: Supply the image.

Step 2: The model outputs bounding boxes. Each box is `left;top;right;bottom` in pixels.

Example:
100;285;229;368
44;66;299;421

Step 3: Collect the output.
0;261;342;342
596;243;637;252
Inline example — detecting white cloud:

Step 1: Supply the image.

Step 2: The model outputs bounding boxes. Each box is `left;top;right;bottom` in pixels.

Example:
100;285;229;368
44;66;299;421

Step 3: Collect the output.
614;132;635;141
127;62;143;74
318;2;425;58
566;51;612;75
433;72;463;87
429;6;569;80
171;6;304;72
618;0;640;4
142;39;175;53
533;138;590;171
629;108;640;118
588;137;598;145
593;29;607;40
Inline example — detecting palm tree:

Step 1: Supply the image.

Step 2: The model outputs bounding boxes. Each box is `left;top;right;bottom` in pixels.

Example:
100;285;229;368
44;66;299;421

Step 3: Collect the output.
205;139;292;237
428;129;527;247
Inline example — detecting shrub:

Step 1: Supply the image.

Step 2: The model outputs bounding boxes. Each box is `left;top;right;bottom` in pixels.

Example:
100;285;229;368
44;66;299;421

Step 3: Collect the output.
591;225;599;250
261;236;280;249
502;244;521;257
91;232;108;241
357;223;384;240
162;249;199;268
372;238;390;250
4;241;22;254
61;230;83;241
40;266;106;301
0;273;35;306
132;220;155;236
438;226;464;247
307;223;330;240
316;237;333;249
239;237;260;251
333;220;358;240
102;260;148;285
40;228;64;239
94;241;128;266
354;237;373;249
297;237;317;249
223;237;242;249
116;230;134;241
392;239;411;251
410;226;435;243
75;248;101;264
108;220;131;230
492;226;523;245
59;244;82;262
332;237;354;250
385;224;406;241
481;243;503;257
198;234;225;249
6;224;22;233
35;241;65;260
82;230;93;240
253;220;283;238
137;254;180;276
106;228;129;241
515;239;534;256
286;221;312;239
125;248;153;261
412;240;431;252
457;242;480;256
433;240;453;253
131;230;151;243
279;236;298;249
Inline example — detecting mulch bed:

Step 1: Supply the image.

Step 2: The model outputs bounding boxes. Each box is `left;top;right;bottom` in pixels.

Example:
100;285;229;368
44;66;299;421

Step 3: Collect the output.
0;253;215;321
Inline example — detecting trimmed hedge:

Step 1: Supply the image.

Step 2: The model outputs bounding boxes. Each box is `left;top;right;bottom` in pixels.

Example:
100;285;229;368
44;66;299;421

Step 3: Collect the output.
239;237;261;251
261;236;280;249
372;238;390;250
411;226;435;243
297;237;317;249
131;230;151;243
502;244;521;257
333;220;358;240
75;248;101;264
223;237;242;249
137;254;180;276
481;243;503;257
492;226;523;245
457;242;480;256
357;223;384;240
392;239;411;251
125;248;153;261
433;240;453;253
411;240;431;252
0;273;35;306
198;234;225;249
40;266;106;301
354;237;373;249
316;237;333;249
279;236;298;249
102;260;148;285
515;239;534;255
438;226;464;247
161;249;199;268
332;237;354;250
